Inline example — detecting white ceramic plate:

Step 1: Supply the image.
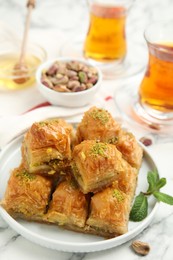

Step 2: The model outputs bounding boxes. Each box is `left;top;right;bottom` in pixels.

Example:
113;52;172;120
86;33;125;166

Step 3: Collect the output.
0;134;159;252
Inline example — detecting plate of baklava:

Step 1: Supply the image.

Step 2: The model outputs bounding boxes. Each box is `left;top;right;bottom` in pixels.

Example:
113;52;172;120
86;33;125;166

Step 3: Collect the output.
0;107;159;252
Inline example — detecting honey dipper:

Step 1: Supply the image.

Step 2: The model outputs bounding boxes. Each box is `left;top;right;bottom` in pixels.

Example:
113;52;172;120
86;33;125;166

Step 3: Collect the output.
13;0;35;84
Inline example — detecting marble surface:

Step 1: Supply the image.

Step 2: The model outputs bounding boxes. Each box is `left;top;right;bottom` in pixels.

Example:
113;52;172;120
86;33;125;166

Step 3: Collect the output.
1;0;173;259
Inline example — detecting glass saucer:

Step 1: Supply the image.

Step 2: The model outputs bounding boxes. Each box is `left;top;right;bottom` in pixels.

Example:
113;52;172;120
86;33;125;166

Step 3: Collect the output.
114;82;173;134
59;34;147;80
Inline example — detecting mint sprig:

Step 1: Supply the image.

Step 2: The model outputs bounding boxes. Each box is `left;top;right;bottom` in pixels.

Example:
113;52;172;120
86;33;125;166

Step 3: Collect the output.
130;193;148;221
153;191;173;205
130;170;173;222
147;170;159;193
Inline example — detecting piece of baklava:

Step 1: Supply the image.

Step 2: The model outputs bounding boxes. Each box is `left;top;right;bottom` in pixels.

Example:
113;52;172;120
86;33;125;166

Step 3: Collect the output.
117;160;138;200
75;107;143;169
75;106;120;145
1;164;52;221
115;129;143;169
86;182;131;238
21;118;74;175
72;140;127;194
45;178;89;229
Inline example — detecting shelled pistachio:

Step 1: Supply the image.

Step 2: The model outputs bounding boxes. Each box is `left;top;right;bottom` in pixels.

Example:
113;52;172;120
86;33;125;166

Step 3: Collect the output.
41;60;98;93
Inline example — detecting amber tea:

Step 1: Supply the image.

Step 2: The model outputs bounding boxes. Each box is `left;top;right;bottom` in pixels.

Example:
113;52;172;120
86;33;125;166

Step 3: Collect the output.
139;42;173;113
84;4;127;62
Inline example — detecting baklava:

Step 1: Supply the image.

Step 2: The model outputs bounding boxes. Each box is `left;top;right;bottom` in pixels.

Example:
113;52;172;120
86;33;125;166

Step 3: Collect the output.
21;118;74;175
75;106;120;145
72;140;127;194
0;107;143;239
45;178;89;229
115;129;143;169
1;164;52;221
86;182;131;238
116;160;138;206
75;106;143;169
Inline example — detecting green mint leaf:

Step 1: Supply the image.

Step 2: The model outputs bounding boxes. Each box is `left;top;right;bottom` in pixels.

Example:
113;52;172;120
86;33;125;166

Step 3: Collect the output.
130;193;148;222
147;171;156;192
153;191;173;205
147;170;159;192
152;169;159;182
155;178;166;191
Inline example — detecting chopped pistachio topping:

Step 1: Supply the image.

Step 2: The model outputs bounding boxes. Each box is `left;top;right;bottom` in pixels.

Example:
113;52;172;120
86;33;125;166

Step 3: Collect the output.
90;142;108;157
81;151;86;160
48;159;64;170
16;170;35;181
71;163;79;176
59;171;66;175
48;170;56;175
93;226;102;232
108;136;118;144
47;148;52;153
38;119;59;127
32;162;40;167
112;189;124;202
90;109;109;125
38;121;47;127
70;179;78;189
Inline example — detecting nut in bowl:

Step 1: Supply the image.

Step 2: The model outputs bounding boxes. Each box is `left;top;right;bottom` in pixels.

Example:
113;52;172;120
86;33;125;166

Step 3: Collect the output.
36;58;102;107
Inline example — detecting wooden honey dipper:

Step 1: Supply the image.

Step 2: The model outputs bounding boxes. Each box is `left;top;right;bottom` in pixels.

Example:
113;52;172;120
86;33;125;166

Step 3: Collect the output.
13;0;35;84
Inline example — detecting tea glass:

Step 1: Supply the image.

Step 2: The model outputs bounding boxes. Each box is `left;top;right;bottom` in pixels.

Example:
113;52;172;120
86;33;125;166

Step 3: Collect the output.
60;0;145;79
139;21;173;120
115;20;173;132
137;20;173;121
84;0;130;63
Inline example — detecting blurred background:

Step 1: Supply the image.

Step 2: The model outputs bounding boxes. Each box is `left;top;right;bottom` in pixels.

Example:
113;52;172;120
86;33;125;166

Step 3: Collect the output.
1;0;173;116
1;0;173;58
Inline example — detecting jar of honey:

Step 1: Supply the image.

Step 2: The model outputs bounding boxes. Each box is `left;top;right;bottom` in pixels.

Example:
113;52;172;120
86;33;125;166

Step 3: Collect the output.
0;39;47;91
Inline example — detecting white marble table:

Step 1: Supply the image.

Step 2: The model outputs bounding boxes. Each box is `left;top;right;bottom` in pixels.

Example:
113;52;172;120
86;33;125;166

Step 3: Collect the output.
1;0;173;259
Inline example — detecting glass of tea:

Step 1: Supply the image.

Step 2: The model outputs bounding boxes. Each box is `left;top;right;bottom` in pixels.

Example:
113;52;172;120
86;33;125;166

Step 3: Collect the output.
60;0;145;79
84;1;128;63
137;20;173;122
114;20;173;132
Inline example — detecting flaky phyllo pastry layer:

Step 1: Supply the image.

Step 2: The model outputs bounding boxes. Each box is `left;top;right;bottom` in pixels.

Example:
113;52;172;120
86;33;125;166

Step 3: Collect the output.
21;118;74;175
1;107;143;238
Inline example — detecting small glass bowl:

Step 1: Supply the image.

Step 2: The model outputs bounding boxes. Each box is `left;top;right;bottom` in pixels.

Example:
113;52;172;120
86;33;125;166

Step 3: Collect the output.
0;40;47;91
